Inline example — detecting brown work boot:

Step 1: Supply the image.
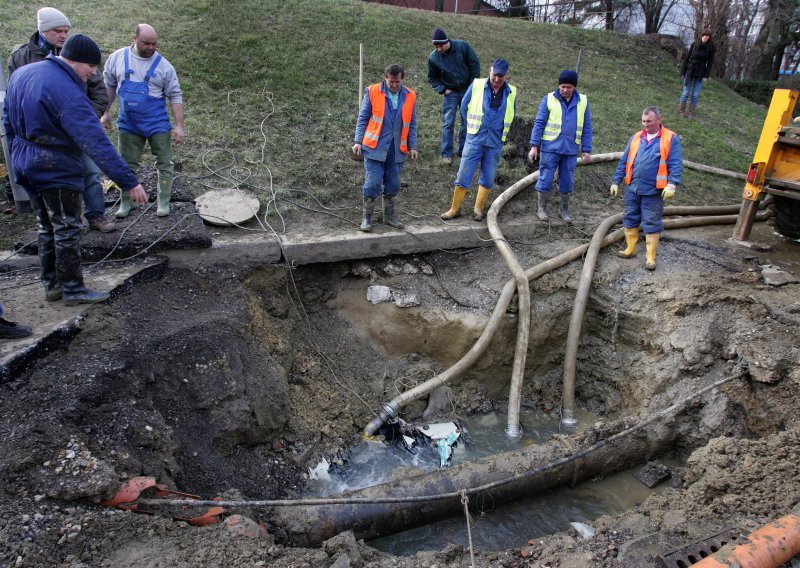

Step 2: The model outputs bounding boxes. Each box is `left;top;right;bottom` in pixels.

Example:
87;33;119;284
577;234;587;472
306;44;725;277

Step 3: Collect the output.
88;216;117;233
678;102;686;118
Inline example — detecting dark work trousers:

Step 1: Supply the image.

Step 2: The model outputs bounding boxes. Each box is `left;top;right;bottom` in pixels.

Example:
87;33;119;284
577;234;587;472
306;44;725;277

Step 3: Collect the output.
30;189;87;295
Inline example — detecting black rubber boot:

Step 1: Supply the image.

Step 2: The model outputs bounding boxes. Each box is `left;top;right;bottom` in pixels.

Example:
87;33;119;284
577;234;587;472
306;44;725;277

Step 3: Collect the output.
559;192;572;224
383;195;405;228
43;190;110;306
360;197;375;232
38;218;61;301
537;192;549;221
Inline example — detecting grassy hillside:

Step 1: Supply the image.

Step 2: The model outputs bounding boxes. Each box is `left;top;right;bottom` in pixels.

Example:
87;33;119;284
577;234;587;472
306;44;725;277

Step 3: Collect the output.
1;0;766;215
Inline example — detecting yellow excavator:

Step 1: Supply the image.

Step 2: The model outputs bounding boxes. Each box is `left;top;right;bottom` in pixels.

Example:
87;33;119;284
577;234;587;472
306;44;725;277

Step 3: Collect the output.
733;89;800;241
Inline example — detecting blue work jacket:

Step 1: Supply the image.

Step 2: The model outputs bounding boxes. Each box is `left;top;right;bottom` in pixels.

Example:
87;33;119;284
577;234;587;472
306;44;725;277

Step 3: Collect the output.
613;129;683;195
460;80;515;149
529;89;593;155
3;55;138;196
354;81;417;163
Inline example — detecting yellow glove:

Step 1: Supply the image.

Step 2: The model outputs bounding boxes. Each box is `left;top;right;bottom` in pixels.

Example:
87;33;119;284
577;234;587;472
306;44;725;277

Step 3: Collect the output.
662;183;676;200
101;179;120;193
610;184;619;197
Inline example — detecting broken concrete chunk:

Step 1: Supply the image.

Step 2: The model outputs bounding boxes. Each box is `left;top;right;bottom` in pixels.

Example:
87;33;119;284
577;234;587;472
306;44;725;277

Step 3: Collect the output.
366;285;392;304
393;291;420;308
759;264;799;286
635;461;671;488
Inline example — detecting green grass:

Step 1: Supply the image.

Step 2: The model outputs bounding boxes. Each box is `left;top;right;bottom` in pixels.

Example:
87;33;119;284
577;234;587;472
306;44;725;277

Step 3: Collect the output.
0;0;766;238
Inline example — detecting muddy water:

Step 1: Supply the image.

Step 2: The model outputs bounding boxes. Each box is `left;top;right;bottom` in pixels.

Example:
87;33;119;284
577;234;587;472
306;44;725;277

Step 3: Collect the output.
308;411;667;555
369;465;660;555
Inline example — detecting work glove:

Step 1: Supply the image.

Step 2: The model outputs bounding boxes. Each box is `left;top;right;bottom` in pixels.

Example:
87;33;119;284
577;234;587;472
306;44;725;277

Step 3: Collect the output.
662;183;676;200
610;184;619;197
101;179;120;193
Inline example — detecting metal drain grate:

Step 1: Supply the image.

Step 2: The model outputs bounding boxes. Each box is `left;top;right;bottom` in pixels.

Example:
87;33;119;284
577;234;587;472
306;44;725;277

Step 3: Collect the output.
656;528;741;567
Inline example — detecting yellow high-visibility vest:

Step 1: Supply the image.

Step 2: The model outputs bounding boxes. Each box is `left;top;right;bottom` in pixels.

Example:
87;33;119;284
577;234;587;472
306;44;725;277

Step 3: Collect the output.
541;92;588;145
465;78;517;142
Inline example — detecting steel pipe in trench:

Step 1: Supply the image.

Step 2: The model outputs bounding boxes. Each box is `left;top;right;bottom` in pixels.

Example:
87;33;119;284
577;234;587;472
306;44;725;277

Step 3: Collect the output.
277;414;676;546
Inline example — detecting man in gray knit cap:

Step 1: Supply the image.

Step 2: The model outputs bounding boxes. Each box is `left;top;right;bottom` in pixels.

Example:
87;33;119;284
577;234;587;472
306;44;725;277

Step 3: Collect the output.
7;7;116;232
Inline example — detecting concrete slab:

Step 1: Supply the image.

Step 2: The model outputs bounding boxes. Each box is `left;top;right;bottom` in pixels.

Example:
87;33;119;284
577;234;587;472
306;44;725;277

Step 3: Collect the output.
165;233;282;268
280;219;539;265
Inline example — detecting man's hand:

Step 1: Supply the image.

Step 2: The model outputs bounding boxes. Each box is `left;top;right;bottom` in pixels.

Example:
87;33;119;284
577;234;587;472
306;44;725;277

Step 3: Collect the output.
352;143;362;157
662;183;676;200
444;89;453;95
128;184;148;204
610;184;619;197
581;152;591;164
100;113;113;131
172;126;185;144
409;149;419;160
528;146;539;162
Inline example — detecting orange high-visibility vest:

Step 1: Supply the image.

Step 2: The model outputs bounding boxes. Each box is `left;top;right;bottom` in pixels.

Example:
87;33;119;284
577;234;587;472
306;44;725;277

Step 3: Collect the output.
624;127;675;189
361;83;416;153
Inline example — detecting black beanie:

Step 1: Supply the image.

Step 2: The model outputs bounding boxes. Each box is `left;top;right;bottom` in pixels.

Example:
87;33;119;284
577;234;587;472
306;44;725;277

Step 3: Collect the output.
432;28;449;45
558;69;578;86
61;34;102;65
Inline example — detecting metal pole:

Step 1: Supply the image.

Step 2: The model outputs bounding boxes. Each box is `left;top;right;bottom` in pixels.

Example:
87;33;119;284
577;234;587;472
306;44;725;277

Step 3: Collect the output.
0;69;31;213
575;47;584;75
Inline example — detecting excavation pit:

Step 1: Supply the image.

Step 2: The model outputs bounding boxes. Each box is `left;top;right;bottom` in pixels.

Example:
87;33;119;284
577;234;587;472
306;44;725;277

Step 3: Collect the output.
1;221;799;566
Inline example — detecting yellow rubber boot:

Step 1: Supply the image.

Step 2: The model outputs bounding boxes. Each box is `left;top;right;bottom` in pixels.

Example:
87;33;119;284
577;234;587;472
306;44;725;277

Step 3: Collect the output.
441;186;467;220
617;228;639;259
472;185;491;221
645;233;660;270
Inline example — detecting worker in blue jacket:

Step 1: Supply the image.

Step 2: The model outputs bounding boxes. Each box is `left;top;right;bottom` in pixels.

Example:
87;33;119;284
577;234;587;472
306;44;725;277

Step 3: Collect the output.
528;70;593;223
610;106;682;271
441;58;516;222
3;35;147;305
353;64;418;232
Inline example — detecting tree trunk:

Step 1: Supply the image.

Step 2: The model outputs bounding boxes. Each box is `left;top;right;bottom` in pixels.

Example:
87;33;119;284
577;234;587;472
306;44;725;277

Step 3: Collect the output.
750;0;785;79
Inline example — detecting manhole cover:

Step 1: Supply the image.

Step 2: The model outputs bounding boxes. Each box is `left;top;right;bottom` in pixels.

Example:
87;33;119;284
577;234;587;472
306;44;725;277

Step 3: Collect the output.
195;188;260;226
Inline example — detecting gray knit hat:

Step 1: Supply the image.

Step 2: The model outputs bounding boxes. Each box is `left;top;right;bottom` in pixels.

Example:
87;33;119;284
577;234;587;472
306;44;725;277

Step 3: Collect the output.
37;7;71;33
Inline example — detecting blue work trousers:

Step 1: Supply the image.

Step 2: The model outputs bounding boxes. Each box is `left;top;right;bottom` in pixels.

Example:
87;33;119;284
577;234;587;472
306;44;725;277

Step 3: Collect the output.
455;142;502;190
679;77;704;105
624;191;664;234
362;143;402;198
441;89;467;158
535;151;577;194
81;153;105;221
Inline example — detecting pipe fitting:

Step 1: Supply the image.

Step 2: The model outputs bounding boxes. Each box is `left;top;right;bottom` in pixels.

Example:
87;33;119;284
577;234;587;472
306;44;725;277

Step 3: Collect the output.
364;402;399;436
560;415;578;428
505;424;523;438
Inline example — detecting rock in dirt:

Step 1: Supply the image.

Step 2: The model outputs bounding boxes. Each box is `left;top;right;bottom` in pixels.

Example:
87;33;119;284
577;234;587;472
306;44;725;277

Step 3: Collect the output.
635;461;671;488
759;264;799;286
367;285;392;304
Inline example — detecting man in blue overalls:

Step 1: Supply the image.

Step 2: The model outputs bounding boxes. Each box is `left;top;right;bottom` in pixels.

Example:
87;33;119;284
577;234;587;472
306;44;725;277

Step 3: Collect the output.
101;23;185;218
